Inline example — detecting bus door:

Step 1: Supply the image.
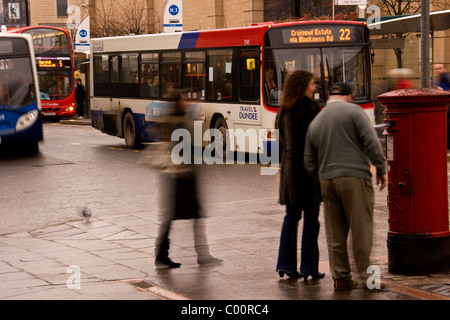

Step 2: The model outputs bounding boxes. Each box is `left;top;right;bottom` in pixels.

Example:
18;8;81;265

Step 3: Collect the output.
234;49;261;153
239;49;260;103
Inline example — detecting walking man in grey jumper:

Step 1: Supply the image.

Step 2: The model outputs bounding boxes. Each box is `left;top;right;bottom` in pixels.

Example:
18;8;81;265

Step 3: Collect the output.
304;82;387;290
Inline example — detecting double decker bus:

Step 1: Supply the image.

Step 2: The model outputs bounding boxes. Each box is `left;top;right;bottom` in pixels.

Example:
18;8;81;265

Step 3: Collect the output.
11;26;76;118
0;33;43;151
90;20;374;154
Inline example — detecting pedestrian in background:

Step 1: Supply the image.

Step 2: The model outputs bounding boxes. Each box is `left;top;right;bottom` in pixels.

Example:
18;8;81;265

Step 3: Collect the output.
387;68;415;90
275;70;324;280
154;92;222;268
433;63;450;91
433;63;450;149
304;82;387;290
75;79;86;118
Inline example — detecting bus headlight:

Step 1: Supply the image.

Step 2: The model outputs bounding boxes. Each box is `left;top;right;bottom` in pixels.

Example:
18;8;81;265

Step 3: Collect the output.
16;110;39;132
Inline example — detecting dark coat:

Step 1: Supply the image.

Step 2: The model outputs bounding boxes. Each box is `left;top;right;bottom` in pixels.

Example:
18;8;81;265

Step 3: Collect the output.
75;83;86;103
276;97;321;206
161;111;201;220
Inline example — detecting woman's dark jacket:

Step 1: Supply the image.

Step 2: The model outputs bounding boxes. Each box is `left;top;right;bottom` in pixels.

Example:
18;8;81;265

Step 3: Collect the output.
276;97;322;206
161;110;201;220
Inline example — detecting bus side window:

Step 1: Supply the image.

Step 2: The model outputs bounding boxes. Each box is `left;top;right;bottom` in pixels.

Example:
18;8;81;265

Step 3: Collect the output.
239;50;260;102
207;49;233;101
93;55;110;97
0;70;10;106
161;52;181;98
121;54;139;84
119;53;139;97
183;51;206;100
140;53;160;98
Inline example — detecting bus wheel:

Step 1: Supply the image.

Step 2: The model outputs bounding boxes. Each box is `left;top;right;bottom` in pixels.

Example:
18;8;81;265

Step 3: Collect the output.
213;117;228;158
123;112;139;148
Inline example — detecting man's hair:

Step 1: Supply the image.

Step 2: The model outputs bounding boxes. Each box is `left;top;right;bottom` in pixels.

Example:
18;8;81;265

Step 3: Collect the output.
329;82;352;96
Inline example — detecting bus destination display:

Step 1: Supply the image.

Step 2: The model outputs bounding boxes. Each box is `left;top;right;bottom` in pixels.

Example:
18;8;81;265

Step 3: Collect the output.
282;25;357;45
37;59;70;69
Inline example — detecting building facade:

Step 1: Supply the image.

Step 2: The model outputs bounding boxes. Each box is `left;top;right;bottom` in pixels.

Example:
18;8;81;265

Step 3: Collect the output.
22;1;448;64
11;0;450;121
25;0;264;32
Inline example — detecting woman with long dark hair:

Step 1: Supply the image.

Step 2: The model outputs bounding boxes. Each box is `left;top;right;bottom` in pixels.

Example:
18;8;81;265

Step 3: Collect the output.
275;70;324;280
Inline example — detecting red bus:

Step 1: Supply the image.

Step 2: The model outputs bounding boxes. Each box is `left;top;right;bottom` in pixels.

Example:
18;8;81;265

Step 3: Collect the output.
10;26;76;118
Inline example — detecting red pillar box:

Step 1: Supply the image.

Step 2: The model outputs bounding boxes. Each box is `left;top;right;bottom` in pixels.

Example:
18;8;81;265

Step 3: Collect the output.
378;88;450;274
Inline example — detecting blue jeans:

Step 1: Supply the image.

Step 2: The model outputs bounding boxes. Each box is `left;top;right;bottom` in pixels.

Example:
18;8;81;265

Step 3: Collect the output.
276;203;321;274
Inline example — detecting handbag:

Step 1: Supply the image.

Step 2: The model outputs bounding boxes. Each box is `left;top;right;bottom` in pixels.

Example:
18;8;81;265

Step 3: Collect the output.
141;142;173;170
141;142;194;178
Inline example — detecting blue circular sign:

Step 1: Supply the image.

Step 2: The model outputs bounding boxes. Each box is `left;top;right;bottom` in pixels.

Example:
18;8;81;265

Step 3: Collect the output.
79;29;88;38
169;5;179;16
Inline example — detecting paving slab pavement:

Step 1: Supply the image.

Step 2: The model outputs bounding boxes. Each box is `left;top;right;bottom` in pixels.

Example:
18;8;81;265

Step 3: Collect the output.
0;190;449;302
1;119;449;304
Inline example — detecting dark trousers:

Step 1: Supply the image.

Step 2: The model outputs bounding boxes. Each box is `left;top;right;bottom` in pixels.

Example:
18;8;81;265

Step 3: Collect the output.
77;100;85;117
155;217;209;257
276;202;321;274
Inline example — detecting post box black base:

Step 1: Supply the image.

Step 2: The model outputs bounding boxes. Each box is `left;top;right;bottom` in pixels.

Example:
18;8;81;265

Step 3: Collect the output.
387;232;450;275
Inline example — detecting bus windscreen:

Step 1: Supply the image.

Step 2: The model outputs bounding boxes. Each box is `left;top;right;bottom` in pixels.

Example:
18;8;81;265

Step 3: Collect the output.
264;24;370;107
0;39;36;110
22;28;71;55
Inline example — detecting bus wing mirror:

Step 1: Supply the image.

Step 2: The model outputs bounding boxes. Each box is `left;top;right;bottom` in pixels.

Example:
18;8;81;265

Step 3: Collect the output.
247;58;255;71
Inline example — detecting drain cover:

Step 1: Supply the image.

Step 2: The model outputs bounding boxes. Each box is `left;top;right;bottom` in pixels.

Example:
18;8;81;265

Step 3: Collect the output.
123;279;190;300
412;284;450;297
130;280;153;289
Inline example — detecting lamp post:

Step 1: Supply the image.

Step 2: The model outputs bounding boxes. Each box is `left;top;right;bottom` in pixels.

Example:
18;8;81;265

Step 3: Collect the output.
421;0;430;88
332;0;335;20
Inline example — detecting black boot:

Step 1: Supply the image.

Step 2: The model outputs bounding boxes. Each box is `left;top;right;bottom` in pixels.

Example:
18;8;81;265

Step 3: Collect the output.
155;238;181;268
155;254;181;268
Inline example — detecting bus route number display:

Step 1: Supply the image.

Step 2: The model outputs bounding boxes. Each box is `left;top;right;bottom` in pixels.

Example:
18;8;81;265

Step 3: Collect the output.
283;26;356;44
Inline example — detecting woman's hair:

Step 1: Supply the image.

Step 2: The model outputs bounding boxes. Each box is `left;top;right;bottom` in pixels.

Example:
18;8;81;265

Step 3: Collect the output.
280;70;314;110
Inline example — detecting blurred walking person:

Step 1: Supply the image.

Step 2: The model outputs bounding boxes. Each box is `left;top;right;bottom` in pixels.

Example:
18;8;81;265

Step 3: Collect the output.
153;93;222;268
387;68;415;90
433;63;450;148
275;70;324;280
304;82;387;290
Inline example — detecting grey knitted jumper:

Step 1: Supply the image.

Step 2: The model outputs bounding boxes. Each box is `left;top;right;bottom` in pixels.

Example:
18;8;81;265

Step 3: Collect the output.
304;99;386;182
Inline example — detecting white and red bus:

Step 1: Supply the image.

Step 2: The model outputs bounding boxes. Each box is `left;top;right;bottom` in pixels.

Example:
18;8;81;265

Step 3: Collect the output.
90;20;374;154
10;26;76;118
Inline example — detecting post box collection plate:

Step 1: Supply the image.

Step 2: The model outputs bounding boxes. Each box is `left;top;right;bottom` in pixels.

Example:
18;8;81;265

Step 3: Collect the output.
386;134;394;161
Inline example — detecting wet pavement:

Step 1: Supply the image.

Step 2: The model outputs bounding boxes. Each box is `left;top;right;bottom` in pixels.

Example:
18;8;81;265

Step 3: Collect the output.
1;177;449;302
0;119;449;303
